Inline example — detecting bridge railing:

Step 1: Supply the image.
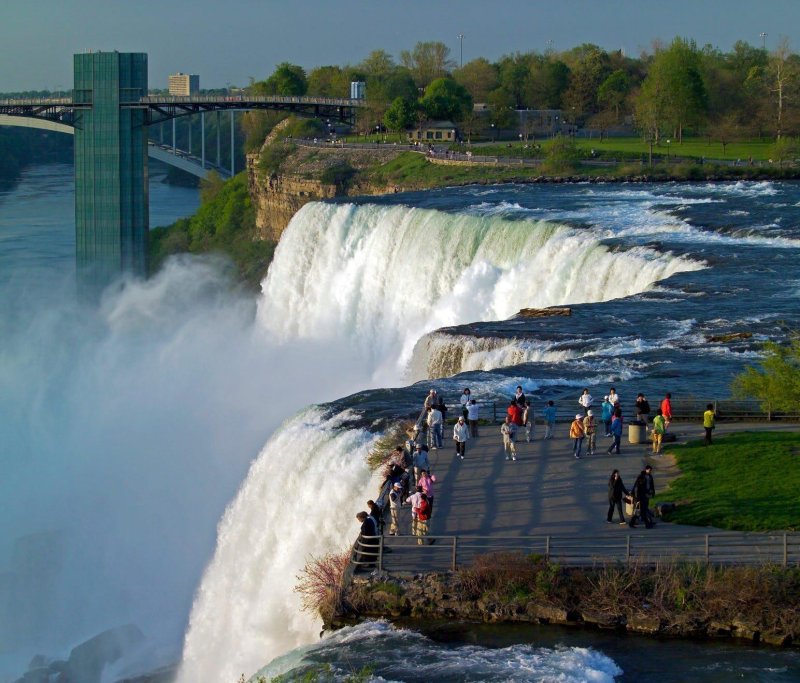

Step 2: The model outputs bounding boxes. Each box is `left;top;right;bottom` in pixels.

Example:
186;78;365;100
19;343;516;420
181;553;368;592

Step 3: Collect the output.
350;532;800;573
139;95;361;106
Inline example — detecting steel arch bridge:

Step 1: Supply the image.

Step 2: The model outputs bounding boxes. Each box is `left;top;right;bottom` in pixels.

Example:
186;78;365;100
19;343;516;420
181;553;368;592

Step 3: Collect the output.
0;53;364;292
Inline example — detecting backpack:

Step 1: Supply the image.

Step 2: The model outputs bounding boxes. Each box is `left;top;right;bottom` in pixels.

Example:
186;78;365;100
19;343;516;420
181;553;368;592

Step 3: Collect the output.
415;498;430;521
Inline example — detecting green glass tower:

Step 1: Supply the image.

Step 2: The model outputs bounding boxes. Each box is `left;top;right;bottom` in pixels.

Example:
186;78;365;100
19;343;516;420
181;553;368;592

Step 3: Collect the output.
73;52;148;291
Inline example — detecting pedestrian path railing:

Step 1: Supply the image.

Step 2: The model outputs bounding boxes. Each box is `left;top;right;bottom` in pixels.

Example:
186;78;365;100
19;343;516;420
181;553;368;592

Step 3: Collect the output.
350;532;800;574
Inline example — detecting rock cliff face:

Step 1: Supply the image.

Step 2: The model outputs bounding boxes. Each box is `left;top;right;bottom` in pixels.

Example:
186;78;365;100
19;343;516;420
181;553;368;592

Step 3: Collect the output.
247;142;404;242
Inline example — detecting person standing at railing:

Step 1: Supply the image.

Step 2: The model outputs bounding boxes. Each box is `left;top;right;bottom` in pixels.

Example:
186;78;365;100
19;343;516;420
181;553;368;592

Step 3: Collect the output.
542;400;557;440
507;399;523;428
413;493;431;545
608;387;621;408
355;511;379;566
460;388;471;419
388;483;402;536
453;416;470;459
466;399;480;437
703;404;716;445
501;415;518;461
412;444;430;483
661;392;673;430
418;469;435;519
424;389;438;409
570;414;586;459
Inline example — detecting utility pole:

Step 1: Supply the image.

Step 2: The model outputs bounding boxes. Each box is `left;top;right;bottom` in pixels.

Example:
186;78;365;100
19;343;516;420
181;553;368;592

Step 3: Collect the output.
457;33;464;68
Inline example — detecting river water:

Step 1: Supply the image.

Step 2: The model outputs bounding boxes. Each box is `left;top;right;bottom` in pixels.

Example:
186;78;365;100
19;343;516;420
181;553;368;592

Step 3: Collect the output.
1;164;798;682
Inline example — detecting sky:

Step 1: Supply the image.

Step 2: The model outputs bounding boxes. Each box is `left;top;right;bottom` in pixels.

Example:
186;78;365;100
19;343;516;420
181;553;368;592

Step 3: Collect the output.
1;0;800;92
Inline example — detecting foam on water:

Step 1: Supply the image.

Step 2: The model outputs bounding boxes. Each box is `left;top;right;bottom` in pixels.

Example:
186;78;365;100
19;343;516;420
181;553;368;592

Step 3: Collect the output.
251;621;624;683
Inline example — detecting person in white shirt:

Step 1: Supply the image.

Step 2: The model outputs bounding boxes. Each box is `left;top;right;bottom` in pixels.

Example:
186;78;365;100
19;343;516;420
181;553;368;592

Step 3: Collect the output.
453;416;469;459
466;399;480;437
501;416;518;461
608;387;621;407
578;388;594;415
426;406;443;448
459;388;471;419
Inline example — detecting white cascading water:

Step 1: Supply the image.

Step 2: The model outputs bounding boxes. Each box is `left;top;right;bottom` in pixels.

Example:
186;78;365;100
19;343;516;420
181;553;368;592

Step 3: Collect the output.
259;202;703;383
177;201;703;682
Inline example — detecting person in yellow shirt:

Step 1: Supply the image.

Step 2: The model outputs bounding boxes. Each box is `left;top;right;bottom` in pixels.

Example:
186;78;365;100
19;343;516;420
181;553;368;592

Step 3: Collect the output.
703;404;716;445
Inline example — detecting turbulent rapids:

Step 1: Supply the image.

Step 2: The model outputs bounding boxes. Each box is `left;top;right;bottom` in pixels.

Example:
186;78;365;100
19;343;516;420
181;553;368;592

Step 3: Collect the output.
259;201;702;382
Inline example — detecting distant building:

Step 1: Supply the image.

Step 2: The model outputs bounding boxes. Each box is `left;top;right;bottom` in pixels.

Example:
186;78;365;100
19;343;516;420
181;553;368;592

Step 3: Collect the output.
168;73;199;96
408;120;458;143
350;81;366;100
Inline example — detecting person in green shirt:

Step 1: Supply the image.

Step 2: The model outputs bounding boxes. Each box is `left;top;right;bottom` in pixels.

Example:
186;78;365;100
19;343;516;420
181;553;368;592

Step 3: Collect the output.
651;408;666;454
703;404;716;445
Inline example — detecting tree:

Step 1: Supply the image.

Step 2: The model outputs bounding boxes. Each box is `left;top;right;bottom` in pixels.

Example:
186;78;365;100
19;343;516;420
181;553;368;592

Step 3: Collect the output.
597;69;631;122
420;78;472;121
359;50;396;77
453;58;498;103
384;97;415;138
400;41;456;88
767;38;800;139
772;136;800;165
261;62;307;96
636;38;707;142
525;58;571;109
561;45;611;125
307;65;350;98
487;87;516;128
731;338;800;413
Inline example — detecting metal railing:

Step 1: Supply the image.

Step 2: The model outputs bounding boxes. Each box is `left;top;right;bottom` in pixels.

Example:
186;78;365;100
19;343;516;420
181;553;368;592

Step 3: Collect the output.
350;532;800;573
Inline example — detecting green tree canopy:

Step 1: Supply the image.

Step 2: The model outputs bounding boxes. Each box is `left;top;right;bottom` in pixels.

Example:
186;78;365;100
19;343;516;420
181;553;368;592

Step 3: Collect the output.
384;97;416;136
259;62;308;96
597;69;631;121
401;41;456;88
453;58;498;103
420;77;473;122
307;65;350;98
731;338;800;413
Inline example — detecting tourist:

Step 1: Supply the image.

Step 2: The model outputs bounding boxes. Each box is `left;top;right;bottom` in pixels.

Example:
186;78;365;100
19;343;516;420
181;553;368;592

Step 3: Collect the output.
418;469;435;517
703;403;716;445
607;469;629;524
453;415;469;459
661;392;673;429
607;412;623;455
406;486;423;536
651;408;666;454
355;511;379;565
601;396;614;437
507;398;523;427
608;387;621;408
460;388;471;419
522;399;533;441
388;483;402;536
501;415;518;461
424;389;438;410
367;499;384;535
426;405;443;449
435;393;448;423
578;388;594;415
569;413;585;459
466;398;480;437
630;470;654;529
643;464;656;526
514;385;526;406
542;400;557;440
412;444;429;483
583;409;597;455
635;393;651;423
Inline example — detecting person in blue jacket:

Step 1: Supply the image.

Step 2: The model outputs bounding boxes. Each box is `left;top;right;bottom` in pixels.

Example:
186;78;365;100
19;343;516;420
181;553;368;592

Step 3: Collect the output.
606;413;623;455
542;400;557;439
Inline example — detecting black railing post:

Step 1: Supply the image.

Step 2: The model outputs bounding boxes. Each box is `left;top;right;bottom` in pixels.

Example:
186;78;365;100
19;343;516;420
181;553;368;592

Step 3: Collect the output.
626;535;631;563
705;534;710;565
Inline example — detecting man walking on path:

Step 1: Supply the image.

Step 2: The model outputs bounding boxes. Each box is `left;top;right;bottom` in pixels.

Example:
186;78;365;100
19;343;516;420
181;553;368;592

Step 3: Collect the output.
542;400;557;439
501;415;518;461
583;409;597;455
703;403;716;445
630;470;654;529
570;413;586;458
607;413;623;455
453;416;469;459
661;392;673;429
635;393;651;423
651;408;666;454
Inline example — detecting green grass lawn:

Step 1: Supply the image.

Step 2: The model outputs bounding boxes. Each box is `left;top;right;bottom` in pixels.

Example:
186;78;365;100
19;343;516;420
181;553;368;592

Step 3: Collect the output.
654;431;800;531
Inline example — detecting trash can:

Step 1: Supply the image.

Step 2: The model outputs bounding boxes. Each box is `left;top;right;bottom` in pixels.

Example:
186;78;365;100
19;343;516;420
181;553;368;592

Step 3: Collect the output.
628;422;645;444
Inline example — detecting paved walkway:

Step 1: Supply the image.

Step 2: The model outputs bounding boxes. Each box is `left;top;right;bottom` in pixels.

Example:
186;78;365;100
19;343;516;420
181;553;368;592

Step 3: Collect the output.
377;421;799;570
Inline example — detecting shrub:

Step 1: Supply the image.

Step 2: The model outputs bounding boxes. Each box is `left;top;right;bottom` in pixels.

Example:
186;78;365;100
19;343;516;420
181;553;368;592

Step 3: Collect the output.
294;550;350;622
